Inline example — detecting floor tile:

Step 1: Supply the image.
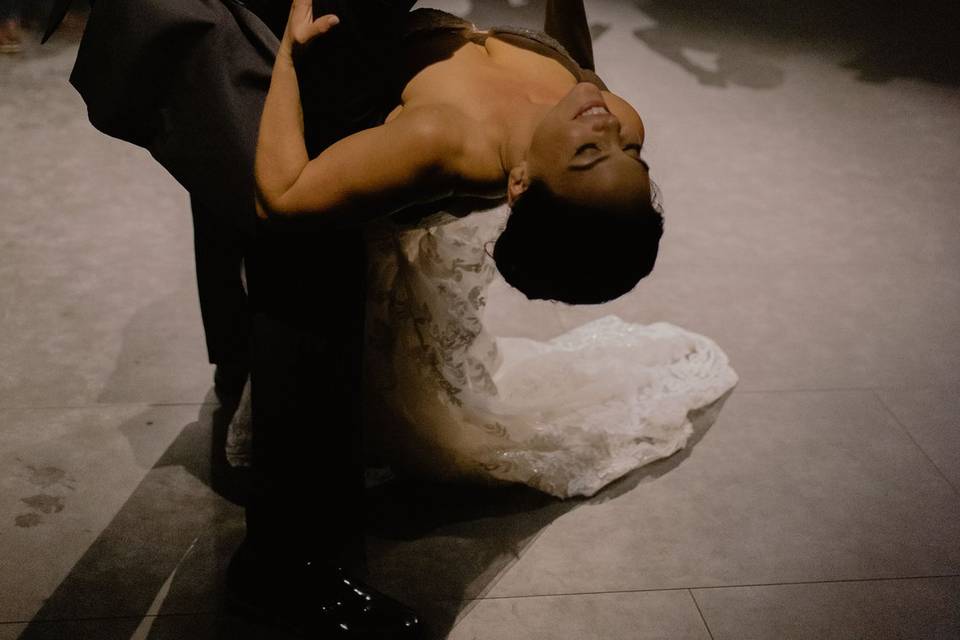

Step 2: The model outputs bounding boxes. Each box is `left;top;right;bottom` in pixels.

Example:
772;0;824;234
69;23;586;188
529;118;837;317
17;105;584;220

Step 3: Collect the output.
483;260;960;393
486;390;960;597
693;576;960;640
17;403;246;626
0;624;24;640
14;613;298;640
364;480;578;638
447;590;711;640
628;58;960;271
0;36;210;408
877;387;960;493
4;1;960;639
0;403;221;622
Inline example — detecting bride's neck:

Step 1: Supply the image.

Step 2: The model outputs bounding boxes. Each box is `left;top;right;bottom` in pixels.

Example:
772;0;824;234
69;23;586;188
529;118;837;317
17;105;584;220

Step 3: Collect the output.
498;97;553;175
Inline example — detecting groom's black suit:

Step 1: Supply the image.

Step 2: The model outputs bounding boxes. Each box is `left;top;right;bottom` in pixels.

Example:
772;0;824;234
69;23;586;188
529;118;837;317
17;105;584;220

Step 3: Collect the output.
70;0;415;566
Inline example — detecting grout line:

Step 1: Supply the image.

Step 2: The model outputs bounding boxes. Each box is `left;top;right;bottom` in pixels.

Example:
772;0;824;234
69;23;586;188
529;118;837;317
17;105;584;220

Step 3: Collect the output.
149;402;218;408
470;573;960;601
0;385;953;411
734;383;960;395
9;572;960;626
0;386;958;410
873;391;960;499
0;611;219;626
0;401;216;411
687;589;715;640
688;572;960;591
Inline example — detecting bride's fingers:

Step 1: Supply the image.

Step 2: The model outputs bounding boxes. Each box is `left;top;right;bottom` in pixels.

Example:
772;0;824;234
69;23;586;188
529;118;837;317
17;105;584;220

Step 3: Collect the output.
290;0;313;17
289;0;313;24
292;13;339;45
308;13;340;37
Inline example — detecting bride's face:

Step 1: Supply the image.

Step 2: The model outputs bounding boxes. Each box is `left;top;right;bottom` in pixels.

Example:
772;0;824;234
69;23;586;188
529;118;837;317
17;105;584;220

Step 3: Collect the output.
525;83;651;210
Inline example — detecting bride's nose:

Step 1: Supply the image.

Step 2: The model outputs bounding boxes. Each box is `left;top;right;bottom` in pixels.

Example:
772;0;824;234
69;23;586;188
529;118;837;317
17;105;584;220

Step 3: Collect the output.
591;114;621;134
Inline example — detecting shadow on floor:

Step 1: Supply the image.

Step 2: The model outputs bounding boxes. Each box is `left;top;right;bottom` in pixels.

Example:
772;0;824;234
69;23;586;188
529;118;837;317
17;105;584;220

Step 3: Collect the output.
460;0;960;88
361;390;733;638
95;287;210;406
631;0;960;88
15;396;243;639
13;391;565;640
15;386;731;640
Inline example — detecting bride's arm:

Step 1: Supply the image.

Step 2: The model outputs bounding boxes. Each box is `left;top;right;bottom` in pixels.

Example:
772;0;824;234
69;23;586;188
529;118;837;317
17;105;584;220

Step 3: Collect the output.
255;1;458;223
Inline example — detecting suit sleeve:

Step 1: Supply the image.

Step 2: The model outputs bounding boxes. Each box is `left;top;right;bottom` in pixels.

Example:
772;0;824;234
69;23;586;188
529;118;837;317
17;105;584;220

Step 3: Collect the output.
70;0;279;237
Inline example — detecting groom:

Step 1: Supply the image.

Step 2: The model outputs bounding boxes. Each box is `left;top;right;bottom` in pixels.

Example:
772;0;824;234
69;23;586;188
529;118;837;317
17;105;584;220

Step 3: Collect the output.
60;0;424;636
53;0;599;637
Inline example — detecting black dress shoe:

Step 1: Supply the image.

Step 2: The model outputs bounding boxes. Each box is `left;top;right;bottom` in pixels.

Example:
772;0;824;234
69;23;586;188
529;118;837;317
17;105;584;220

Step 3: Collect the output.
227;543;425;639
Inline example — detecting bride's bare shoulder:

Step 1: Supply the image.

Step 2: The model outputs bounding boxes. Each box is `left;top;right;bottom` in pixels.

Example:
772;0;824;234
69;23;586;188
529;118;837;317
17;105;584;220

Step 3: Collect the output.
390;102;464;138
393;103;505;192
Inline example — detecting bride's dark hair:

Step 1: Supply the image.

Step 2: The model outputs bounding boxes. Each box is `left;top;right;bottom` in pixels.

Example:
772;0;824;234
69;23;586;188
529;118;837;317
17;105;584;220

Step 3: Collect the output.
493;180;664;304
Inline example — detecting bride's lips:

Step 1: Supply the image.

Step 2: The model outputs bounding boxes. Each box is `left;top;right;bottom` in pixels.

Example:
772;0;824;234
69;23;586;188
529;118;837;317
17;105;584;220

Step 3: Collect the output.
574;102;610;119
571;83;610;119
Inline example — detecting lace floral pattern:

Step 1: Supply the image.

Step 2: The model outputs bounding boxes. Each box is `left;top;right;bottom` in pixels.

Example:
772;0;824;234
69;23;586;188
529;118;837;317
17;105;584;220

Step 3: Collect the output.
362;206;739;498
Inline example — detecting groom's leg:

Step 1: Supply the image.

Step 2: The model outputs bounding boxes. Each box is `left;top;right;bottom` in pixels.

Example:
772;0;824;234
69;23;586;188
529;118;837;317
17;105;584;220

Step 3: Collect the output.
242;0;412;568
233;2;425;633
245;225;368;567
190;197;251;400
239;0;391;566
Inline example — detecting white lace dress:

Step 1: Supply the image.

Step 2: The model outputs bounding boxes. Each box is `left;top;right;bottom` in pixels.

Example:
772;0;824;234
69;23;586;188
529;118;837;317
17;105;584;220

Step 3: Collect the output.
228;205;738;498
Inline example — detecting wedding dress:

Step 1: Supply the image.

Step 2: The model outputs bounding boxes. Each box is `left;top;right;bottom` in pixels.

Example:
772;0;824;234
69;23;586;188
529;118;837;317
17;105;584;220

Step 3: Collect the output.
228;205;737;498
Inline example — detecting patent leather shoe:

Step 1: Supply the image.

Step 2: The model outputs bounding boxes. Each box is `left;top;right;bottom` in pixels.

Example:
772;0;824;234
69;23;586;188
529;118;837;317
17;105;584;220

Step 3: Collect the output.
227;543;424;639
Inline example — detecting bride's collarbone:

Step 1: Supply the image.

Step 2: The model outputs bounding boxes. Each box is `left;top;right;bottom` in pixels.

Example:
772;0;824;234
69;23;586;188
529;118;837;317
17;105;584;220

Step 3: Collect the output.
386;102;505;192
405;38;575;114
485;37;576;79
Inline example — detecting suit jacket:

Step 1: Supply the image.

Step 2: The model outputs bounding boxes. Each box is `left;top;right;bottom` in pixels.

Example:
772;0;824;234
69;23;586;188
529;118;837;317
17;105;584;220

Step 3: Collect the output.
70;0;279;238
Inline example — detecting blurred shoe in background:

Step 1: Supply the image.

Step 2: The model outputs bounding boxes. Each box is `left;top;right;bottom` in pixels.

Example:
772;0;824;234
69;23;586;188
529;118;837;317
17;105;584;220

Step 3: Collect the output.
0;17;23;53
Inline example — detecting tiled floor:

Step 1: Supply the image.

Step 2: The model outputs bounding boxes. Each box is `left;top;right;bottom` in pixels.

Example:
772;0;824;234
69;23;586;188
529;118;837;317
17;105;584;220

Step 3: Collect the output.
2;1;958;638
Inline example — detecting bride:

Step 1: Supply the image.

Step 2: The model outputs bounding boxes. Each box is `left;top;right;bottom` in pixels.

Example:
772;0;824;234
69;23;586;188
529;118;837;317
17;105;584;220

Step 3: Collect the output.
217;0;738;499
60;0;737;497
229;200;737;499
225;201;738;499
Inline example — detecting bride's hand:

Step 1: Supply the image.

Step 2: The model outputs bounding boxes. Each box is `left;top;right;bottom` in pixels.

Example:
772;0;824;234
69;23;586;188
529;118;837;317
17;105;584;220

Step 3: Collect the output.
281;0;339;58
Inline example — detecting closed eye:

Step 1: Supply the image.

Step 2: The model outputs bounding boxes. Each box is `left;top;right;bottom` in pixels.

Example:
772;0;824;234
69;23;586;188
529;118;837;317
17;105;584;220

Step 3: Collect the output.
575;143;601;155
622;144;649;171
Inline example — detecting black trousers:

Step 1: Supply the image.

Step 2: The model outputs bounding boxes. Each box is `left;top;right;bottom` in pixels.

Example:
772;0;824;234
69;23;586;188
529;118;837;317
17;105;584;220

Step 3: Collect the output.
242;0;416;565
192;197;251;370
